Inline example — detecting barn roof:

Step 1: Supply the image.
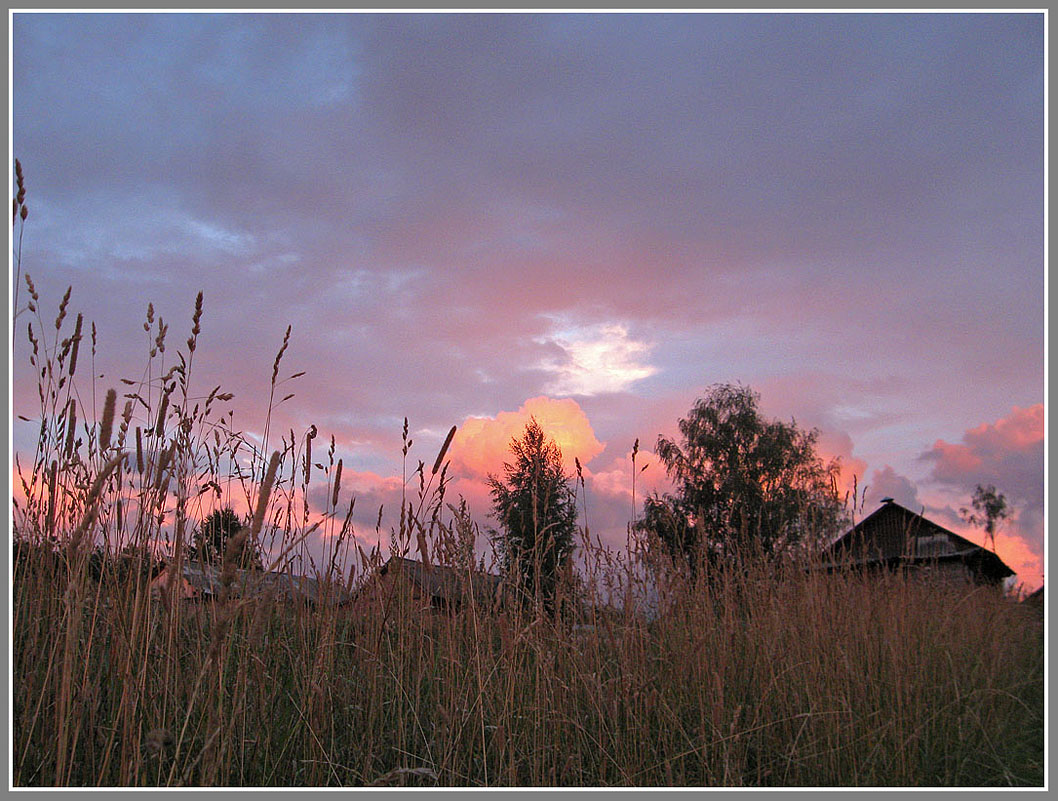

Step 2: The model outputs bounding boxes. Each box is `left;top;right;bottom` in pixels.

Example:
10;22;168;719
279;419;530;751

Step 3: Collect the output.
376;556;504;607
823;499;1014;581
152;561;352;605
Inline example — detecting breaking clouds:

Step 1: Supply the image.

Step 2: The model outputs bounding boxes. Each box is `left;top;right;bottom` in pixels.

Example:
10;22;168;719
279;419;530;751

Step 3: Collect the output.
11;12;1044;588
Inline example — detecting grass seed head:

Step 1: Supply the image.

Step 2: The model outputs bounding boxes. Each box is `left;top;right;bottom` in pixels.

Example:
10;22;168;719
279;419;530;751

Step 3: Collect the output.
332;458;343;507
99;389;117;453
432;425;457;476
55;286;71;331
271;325;291;386
68;314;83;377
15;158;25;203
63;401;77;459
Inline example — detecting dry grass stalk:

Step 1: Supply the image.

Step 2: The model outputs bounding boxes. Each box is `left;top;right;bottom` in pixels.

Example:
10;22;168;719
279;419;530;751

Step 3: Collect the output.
332;458;343;508
432;426;457;476
63;400;77;459
9;280;1044;788
99;389;117;453
68;452;125;553
68;313;82;377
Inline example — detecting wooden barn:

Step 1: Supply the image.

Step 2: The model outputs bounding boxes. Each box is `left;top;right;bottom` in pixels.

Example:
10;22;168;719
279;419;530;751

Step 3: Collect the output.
150;561;352;606
353;556;504;615
821;498;1014;586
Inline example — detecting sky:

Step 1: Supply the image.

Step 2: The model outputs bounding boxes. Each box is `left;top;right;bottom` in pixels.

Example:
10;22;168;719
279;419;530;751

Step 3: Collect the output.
9;12;1046;590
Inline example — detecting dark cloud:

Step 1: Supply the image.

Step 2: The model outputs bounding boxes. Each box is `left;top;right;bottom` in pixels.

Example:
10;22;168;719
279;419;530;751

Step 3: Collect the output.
863;466;922;511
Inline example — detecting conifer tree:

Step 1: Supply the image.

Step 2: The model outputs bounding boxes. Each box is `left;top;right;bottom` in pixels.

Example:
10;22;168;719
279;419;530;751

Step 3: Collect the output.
488;418;577;611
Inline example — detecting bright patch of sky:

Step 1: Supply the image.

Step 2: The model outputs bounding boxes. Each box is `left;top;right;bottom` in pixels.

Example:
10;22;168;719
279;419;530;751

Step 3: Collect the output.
30;192;255;268
830;404;876;423
183;218;255;256
537;320;657;396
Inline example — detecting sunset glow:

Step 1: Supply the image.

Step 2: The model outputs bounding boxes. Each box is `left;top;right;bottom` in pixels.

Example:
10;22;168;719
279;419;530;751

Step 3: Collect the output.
450;396;605;480
10;12;1045;590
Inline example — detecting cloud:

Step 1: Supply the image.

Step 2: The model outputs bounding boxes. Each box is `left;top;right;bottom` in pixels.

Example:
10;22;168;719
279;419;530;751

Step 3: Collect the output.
536;321;657;396
10;14;1043;585
444;400;678;554
814;429;869;502
919;405;1045;590
450;396;604;482
921;404;1043;504
862;466;922;511
292;472;425;579
584;445;672;503
988;530;1042;590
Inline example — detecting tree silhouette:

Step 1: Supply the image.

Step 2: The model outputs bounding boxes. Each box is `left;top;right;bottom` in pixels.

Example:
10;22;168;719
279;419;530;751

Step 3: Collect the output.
488;418;578;612
192;507;260;569
639;383;846;573
961;484;1009;552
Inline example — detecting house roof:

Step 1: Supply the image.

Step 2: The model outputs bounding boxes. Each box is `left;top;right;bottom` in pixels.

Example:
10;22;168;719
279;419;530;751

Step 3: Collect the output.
823;500;1014;580
152;561;352;605
376;556;504;606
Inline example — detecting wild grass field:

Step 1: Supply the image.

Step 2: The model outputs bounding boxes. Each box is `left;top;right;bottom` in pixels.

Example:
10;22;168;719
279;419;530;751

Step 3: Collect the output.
10;280;1045;787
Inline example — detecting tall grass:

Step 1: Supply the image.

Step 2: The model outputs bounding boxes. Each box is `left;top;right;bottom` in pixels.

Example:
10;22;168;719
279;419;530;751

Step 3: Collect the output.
11;285;1044;787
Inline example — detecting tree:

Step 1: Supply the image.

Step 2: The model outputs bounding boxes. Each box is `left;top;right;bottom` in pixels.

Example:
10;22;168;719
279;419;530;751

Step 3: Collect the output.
961;484;1009;552
488;418;578;611
191;507;260;569
87;543;162;587
640;383;846;572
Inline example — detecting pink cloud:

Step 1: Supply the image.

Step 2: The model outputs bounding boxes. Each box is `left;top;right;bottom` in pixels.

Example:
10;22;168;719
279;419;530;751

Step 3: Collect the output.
990;530;1043;592
450;396;605;482
924;441;984;478
966;404;1045;450
919;405;1045;592
922;404;1043;494
815;429;869;503
583;445;673;506
439;396;626;551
